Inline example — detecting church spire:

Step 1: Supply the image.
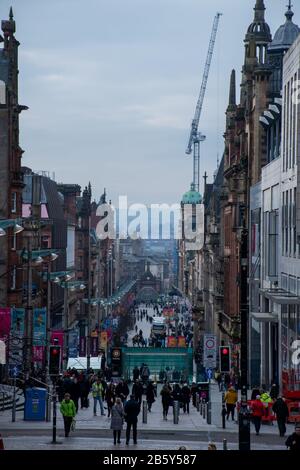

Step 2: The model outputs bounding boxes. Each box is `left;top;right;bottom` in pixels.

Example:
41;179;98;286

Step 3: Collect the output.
9;7;14;21
228;69;236;108
254;0;266;22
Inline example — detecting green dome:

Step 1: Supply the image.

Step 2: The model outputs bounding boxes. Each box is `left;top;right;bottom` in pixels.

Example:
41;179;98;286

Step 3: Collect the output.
181;183;202;204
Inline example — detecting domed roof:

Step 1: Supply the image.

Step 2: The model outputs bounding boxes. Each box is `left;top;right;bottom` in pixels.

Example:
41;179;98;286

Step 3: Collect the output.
181;183;202;205
245;0;272;43
269;7;300;52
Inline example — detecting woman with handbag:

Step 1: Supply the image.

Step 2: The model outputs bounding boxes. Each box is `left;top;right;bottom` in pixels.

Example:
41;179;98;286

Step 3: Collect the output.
110;397;124;444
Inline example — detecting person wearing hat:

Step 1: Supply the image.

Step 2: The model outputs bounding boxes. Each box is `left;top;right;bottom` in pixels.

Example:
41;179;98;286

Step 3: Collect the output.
285;423;300;450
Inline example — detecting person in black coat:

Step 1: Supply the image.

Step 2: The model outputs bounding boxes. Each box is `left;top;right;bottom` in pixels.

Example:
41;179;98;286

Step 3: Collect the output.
172;383;183;408
146;381;156;412
124;395;140;445
79;375;90;409
270;383;279;401
132;380;143;406
181;384;191;414
272;397;289;436
286;424;300;450
70;377;81;412
133;366;140;382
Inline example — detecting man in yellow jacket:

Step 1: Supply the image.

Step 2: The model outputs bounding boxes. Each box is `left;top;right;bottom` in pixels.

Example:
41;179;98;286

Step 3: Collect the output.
60;393;76;437
224;387;238;421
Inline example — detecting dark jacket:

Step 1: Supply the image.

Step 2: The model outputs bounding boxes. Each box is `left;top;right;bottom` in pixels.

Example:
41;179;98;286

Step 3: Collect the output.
286;432;300;450
146;383;156;403
132;382;143;399
124;399;140;423
115;382;129;399
161;388;172;406
272;399;289;420
133;368;140;381
181;385;191;403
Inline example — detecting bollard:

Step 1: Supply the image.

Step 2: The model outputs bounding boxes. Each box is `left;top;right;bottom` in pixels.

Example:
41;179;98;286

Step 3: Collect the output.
223;439;227;451
203;402;206;420
196;393;200;412
222;404;227;429
142;400;147;424
200;399;203;415
207;401;212;425
173;400;179;424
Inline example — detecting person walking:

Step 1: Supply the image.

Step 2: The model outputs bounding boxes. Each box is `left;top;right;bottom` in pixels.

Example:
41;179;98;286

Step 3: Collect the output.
106;382;116;418
286;423;300;450
270;383;279;401
111;397;124;445
181;383;191;414
146;381;156;412
133;366;140;382
124;394;140;445
190;382;198;407
272;397;289;437
224;386;238;421
70;377;81;413
132;380;143;407
161;384;172;420
250;395;265;435
92;378;105;416
60;393;76;437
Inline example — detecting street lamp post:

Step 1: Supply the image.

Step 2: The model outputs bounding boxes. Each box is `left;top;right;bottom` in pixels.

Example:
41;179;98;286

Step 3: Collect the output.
238;227;251;451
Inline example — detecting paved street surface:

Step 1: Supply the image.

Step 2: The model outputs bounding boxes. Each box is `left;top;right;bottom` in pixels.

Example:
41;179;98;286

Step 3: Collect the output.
0;307;293;451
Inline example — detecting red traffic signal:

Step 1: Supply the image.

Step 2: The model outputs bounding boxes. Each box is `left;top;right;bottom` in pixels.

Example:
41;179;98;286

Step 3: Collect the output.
219;346;231;372
49;345;61;375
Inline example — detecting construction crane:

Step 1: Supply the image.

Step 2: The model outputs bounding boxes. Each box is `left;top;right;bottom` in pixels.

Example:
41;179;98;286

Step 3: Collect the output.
186;12;222;193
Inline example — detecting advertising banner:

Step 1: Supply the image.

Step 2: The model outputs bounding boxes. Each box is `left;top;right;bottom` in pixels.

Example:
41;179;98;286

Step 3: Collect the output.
167;336;177;347
178;336;186;348
79;336;86;356
0;308;11;340
10;308;25;366
32;346;44;362
91;336;99;357
68;329;78;358
51;330;64;348
33;308;46;346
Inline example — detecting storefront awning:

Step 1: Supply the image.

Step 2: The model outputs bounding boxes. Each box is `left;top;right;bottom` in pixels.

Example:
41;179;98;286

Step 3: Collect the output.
260;288;300;305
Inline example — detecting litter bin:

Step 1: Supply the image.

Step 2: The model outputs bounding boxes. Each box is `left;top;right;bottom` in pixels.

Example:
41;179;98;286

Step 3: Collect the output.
24;387;46;421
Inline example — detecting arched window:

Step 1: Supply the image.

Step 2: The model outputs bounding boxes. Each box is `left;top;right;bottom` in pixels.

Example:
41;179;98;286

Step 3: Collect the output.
0;80;6;104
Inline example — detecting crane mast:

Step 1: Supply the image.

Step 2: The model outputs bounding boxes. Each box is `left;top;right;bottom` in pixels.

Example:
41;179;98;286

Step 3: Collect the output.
186;12;222;193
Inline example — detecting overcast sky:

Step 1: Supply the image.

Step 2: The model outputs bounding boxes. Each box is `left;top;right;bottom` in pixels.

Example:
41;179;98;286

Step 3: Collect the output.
1;0;297;205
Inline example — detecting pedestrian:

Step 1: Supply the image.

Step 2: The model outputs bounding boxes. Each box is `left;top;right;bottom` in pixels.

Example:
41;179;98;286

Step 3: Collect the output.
270;383;279;401
132;380;143;406
161;384;172;420
79;374;90;409
272;397;289;437
70;377;81;413
286;423;300;450
224;386;238;421
116;379;130;403
124;394;140;445
111;397;124;445
181;383;191;414
106;382;116;418
207;442;217;450
250;395;265;435
190;382;198;407
146;380;156;412
92;377;105;416
251;385;261;401
60;393;76;437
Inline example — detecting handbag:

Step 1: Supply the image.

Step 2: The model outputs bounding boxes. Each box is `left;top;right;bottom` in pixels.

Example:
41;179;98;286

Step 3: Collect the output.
71;418;76;432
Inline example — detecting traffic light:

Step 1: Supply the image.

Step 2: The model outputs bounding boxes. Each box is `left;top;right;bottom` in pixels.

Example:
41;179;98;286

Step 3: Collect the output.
219;346;231;372
49;345;61;375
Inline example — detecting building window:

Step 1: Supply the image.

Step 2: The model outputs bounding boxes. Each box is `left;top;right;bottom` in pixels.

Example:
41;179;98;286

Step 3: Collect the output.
41;236;50;248
11;192;17;213
268;210;278;277
281;273;288;290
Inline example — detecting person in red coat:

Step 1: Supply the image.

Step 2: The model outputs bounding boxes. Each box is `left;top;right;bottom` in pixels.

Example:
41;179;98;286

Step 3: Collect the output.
251;395;265;435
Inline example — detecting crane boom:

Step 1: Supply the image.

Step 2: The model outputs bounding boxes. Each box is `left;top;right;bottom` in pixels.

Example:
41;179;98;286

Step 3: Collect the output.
186;12;222;155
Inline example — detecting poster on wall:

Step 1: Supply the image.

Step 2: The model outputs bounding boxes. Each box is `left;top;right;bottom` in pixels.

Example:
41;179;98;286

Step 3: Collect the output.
68;330;78;358
10;308;25;367
0;308;11;340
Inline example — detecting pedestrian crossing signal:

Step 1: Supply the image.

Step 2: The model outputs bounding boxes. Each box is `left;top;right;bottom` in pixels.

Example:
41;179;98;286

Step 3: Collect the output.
219;346;231;372
49;345;61;375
